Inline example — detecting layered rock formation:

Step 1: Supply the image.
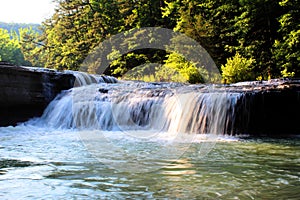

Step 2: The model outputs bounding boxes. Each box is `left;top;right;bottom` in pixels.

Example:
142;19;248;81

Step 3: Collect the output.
0;63;75;126
231;80;300;136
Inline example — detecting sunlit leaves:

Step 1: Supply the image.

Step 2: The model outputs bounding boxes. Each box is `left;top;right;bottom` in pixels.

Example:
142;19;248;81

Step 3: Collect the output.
273;0;300;77
221;53;255;83
0;28;30;66
14;0;299;81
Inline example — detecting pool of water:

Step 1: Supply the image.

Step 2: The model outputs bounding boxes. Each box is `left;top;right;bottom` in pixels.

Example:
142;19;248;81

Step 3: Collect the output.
0;127;299;199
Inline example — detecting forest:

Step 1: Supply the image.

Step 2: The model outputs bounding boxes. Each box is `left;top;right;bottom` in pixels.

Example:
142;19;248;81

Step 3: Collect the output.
0;0;299;83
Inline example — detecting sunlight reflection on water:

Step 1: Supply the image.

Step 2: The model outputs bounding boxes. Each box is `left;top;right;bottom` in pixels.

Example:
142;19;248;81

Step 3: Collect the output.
0;127;299;199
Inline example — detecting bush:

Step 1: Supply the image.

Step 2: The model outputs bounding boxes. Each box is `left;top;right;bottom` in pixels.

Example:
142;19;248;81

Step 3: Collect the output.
221;53;255;83
160;52;205;83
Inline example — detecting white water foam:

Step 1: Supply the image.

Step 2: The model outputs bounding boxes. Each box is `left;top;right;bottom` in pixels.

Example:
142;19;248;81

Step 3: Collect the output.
26;82;242;136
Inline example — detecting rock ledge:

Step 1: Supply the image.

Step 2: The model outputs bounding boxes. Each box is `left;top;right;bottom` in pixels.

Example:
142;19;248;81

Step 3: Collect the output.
0;64;75;126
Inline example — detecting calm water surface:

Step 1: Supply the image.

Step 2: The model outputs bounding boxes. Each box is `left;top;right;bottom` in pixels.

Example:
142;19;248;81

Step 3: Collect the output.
0;127;299;199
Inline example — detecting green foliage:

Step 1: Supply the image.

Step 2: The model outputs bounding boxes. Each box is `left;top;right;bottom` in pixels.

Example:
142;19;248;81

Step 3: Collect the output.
221;53;254;83
122;63;157;82
163;0;240;68
159;52;205;83
0;28;30;66
110;52;150;77
12;0;299;82
32;0;171;71
0;22;41;35
19;28;46;67
112;51;206;83
0;23;42;67
226;0;282;79
273;0;300;77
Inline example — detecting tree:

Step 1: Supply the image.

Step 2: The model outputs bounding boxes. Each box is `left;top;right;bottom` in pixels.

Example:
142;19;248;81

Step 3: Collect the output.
162;0;241;68
228;0;282;79
19;0;298;82
0;28;30;66
36;0;123;70
19;27;46;67
273;0;300;77
93;0;171;77
0;22;41;36
21;0;173;72
163;0;283;80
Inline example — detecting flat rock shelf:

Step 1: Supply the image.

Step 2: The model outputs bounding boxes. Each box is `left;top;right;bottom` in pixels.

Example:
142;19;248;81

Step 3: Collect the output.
0;64;75;126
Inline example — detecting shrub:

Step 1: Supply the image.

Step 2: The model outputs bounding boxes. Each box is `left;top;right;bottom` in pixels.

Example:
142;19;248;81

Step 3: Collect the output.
221;53;255;83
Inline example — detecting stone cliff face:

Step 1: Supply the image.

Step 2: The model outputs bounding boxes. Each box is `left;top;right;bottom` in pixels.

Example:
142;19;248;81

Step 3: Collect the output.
0;64;75;126
228;80;300;136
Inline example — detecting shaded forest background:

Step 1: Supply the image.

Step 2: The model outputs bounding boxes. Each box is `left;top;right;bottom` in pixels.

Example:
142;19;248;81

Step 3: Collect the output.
0;0;299;83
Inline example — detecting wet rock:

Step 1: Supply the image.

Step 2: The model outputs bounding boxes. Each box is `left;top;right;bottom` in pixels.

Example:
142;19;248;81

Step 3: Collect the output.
98;88;109;93
230;80;300;136
0;64;75;126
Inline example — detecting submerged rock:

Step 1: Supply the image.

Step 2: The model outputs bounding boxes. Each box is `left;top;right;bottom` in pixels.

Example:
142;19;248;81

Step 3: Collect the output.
98;88;109;93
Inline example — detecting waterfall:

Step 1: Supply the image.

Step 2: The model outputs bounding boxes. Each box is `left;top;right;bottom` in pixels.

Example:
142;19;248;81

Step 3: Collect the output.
29;81;243;135
66;71;118;86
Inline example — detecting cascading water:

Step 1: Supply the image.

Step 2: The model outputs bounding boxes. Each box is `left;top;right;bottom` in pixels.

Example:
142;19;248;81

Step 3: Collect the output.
66;70;118;86
29;81;242;136
24;80;244;173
